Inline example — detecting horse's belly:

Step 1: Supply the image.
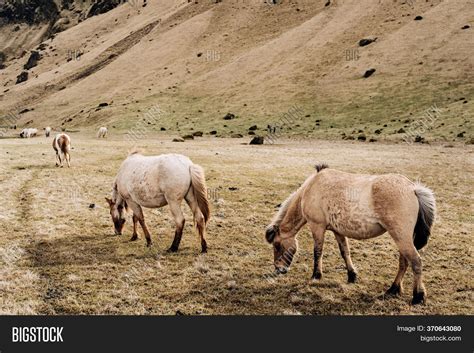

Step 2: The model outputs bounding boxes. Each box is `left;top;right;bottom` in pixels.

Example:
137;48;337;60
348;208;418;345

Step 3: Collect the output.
132;193;167;208
332;220;385;239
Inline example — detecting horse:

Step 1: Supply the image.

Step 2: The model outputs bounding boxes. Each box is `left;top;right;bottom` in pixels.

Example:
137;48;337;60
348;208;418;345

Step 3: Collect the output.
265;164;436;305
97;126;108;138
106;151;210;252
52;133;71;168
19;128;38;138
45;127;51;137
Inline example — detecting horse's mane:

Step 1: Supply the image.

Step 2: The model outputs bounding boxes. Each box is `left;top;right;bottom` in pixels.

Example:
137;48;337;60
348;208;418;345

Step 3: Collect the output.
266;164;329;242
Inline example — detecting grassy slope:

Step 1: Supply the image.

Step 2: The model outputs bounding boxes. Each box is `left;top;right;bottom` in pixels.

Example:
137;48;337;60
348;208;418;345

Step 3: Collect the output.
0;0;472;144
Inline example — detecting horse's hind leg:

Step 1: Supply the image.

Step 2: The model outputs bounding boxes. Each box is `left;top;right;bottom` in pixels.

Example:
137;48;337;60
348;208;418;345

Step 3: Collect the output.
185;192;207;253
167;199;185;252
386;253;408;296
308;222;326;280
334;233;357;283
55;151;61;167
65;152;71;168
389;231;426;305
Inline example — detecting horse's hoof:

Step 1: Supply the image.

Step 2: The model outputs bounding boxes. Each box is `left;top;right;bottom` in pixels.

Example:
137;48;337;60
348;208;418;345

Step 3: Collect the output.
311;272;322;280
385;283;402;297
129;235;138;242
411;291;425;305
167;246;178;252
347;271;357;283
201;248;208;254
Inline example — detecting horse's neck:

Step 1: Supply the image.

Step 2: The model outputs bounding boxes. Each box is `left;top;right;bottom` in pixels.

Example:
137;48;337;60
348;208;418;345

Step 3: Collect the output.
280;191;305;236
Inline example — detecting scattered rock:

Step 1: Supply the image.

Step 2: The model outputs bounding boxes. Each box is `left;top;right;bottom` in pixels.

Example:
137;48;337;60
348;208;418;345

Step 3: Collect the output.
231;133;243;138
414;135;424;143
249;136;264;145
197;52;203;57
223;113;236;120
226;280;237;290
359;37;377;47
192;131;203;137
160;127;166;131
209;130;217;135
465;137;474;145
357;134;366;141
172;137;185;142
461;25;470;30
182;134;194;140
397;128;406;134
228;187;238;191
414;15;423;21
369;138;377;142
16;71;28;84
89;203;95;209
374;129;382;134
248;131;255;135
363;68;376;78
248;125;257;131
457;132;465;138
24;50;41;70
98;102;109;107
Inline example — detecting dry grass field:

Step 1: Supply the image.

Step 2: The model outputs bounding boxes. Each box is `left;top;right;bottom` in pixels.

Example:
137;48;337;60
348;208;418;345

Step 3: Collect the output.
0;132;472;315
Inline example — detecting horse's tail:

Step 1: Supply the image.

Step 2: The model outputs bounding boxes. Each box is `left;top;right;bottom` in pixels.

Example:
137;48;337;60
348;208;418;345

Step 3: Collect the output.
189;164;210;224
413;183;436;250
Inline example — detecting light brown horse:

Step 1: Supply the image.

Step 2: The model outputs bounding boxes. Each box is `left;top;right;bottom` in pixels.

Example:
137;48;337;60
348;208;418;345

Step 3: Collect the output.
52;133;71;168
106;151;210;252
265;164;436;305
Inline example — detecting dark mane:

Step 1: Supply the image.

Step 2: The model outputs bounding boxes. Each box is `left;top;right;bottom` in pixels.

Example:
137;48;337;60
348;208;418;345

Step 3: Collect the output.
315;163;329;172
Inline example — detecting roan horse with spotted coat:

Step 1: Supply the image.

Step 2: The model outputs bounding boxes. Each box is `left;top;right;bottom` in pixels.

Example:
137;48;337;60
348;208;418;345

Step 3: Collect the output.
265;164;436;305
106;152;210;252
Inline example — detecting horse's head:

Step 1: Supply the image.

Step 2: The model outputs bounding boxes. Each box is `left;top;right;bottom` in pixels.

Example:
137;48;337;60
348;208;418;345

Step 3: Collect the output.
265;224;297;274
105;197;126;235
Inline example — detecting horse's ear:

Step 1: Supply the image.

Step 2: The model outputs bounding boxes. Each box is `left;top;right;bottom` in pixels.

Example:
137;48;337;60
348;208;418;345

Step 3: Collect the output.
265;225;278;243
105;197;114;207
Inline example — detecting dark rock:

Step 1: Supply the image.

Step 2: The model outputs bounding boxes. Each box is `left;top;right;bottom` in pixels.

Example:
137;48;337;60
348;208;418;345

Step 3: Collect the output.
223;113;236;120
248;131;255;135
98;102;109;107
182;134;194;140
248;125;257;131
457;132;465;138
357;134;366;141
228;187;238;191
160;127;166;131
369;138;377;142
414;135;424;143
16;71;28;84
359;37;377;47
363;68;376;78
192;131;203;137
209;130;217;135
249;136;264;145
414;15;423;20
374;129;382;134
197;52;203;57
231;133;243;138
461;25;470;30
172;137;185;142
89;203;95;209
397;128;406;133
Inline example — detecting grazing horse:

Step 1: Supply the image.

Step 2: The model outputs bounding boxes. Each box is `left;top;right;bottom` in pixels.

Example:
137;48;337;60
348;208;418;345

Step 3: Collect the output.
19;128;38;138
106;151;210;252
52;133;71;167
45;127;52;137
265;164;436;305
97;126;108;138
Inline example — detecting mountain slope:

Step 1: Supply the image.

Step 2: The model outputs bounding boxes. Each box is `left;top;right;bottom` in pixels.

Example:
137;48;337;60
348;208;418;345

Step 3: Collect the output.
0;0;472;143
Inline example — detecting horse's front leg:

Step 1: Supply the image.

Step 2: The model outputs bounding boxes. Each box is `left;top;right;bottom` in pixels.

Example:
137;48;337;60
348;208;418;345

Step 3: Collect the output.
308;222;326;280
334;233;358;283
130;214;139;242
128;202;152;247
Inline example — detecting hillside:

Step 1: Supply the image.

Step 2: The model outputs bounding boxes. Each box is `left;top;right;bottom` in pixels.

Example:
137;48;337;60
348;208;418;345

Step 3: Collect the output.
0;0;472;143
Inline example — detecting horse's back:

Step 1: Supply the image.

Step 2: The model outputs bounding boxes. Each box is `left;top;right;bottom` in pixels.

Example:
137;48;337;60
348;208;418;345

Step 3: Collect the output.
117;153;193;206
